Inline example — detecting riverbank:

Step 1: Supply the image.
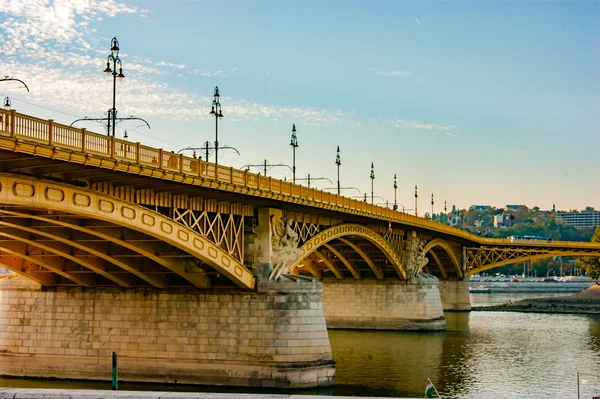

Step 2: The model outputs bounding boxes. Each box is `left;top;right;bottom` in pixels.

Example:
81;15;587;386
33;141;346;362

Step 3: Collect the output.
0;388;409;399
472;285;600;314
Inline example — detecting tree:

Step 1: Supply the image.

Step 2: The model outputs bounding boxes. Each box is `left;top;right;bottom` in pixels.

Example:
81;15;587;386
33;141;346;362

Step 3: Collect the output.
576;226;600;280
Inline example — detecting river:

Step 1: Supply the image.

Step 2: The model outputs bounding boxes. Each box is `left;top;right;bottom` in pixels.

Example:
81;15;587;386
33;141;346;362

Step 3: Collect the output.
1;292;599;398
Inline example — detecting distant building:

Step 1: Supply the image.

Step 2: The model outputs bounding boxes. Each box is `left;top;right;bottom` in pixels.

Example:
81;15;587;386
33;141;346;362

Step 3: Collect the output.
556;210;600;229
469;205;491;211
493;213;512;228
505;205;523;211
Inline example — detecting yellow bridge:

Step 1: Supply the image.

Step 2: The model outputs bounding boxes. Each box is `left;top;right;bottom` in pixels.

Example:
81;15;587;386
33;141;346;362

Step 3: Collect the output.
0;109;599;290
1;108;600;388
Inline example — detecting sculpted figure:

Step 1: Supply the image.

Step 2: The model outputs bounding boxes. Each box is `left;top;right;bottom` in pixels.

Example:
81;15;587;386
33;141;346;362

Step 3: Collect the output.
269;214;301;280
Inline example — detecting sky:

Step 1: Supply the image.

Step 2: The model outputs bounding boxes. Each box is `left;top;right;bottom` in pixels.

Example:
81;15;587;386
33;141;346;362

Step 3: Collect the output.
0;0;598;213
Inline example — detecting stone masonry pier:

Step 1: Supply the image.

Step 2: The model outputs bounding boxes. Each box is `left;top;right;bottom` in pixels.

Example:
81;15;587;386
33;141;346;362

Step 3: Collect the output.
438;280;471;311
321;275;446;331
0;275;335;388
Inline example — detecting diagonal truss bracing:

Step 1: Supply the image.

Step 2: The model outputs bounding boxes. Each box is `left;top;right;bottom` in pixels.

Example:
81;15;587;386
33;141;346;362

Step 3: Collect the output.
173;208;244;263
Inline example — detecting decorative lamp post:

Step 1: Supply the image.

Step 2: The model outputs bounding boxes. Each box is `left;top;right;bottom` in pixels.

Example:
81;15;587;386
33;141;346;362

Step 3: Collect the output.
209;86;224;163
290;124;299;183
335;146;341;195
103;37;125;137
370;162;375;204
3;97;10;110
444;200;448;224
393;174;398;210
431;193;434;219
415;185;418;216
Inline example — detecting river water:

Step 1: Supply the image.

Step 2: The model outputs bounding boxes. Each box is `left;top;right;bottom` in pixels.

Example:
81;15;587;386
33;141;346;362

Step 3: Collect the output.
1;293;599;398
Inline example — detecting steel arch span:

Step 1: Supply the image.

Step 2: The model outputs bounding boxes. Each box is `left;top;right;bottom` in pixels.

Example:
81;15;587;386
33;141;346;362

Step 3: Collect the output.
290;223;406;279
466;247;600;275
0;174;254;289
421;238;463;279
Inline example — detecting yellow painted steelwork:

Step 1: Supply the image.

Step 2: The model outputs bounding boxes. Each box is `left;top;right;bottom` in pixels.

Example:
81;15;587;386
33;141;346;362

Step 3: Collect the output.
421;238;463;279
467;246;600;275
291;224;406;279
2;110;600;283
0;173;254;289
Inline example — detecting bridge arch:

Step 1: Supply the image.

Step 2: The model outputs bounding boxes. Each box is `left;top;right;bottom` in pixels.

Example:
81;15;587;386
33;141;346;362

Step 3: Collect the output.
421;238;463;279
290;223;406;279
468;251;600;276
0;174;254;289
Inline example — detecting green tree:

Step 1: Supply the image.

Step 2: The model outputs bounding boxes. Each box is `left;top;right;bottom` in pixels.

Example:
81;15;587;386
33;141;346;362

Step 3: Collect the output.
576;226;600;280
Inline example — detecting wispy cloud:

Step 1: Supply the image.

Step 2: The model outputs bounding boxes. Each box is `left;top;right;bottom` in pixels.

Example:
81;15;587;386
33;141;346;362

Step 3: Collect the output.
367;68;411;77
384;118;458;133
0;1;454;136
415;18;422;27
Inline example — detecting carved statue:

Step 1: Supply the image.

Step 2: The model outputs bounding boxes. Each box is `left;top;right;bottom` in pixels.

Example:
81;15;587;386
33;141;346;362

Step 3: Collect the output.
405;236;429;278
416;238;429;275
269;214;301;280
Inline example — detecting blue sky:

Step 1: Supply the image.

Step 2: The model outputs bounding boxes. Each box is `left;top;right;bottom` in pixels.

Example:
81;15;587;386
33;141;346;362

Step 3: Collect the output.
0;0;598;212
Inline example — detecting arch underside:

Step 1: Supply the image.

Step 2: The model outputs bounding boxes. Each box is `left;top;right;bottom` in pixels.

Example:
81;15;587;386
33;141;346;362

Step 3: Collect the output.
423;247;462;280
468;251;600;275
0;175;254;289
292;224;405;280
421;239;463;280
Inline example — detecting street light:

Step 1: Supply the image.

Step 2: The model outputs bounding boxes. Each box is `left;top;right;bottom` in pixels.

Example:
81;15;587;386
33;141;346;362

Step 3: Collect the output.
335;146;341;195
103;36;125;137
393;174;398;210
415;185;418;216
444;200;448;224
209;86;224;163
290;124;299;183
370;162;375;204
431;193;434;219
3;97;10;110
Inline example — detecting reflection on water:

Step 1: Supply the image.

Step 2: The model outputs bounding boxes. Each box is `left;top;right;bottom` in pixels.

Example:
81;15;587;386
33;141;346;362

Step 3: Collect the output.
330;312;600;398
2;306;600;398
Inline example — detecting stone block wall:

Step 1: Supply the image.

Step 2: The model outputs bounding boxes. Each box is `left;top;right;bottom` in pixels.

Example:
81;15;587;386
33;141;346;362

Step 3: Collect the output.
321;275;446;331
438;279;471;311
0;276;335;388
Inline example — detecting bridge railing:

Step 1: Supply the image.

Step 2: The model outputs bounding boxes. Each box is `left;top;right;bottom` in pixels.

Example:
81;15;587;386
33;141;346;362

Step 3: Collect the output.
0;108;484;241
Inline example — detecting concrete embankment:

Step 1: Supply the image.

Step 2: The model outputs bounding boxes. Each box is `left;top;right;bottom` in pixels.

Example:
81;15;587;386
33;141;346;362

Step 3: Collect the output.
469;281;594;293
472;285;600;314
0;389;411;399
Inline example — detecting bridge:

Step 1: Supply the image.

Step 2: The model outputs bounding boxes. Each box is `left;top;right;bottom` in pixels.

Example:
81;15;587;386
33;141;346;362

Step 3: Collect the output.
1;109;599;388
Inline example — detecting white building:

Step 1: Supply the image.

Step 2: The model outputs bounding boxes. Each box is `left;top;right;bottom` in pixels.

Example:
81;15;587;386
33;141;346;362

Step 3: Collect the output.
556;210;600;229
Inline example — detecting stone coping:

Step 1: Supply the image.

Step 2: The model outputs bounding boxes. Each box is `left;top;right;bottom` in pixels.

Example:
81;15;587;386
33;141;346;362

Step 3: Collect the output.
0;389;412;399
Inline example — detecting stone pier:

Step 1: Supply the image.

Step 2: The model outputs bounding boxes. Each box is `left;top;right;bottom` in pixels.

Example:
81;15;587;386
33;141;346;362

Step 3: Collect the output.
0;275;335;388
438;279;471;311
321;275;446;331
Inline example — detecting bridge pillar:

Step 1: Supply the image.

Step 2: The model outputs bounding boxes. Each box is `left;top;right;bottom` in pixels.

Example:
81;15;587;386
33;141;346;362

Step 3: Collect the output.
251;207;278;278
438;279;471;311
0;275;335;388
321;275;446;331
438;246;471;311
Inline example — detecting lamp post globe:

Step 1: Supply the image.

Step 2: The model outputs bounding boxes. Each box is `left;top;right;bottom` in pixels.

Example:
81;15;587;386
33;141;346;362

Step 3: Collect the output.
369;162;375;204
290;124;299;184
335;146;341;195
103;36;124;137
210;86;224;163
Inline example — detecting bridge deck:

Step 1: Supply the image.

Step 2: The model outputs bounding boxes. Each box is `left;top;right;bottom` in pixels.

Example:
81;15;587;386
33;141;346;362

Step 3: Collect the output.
0;109;598;257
